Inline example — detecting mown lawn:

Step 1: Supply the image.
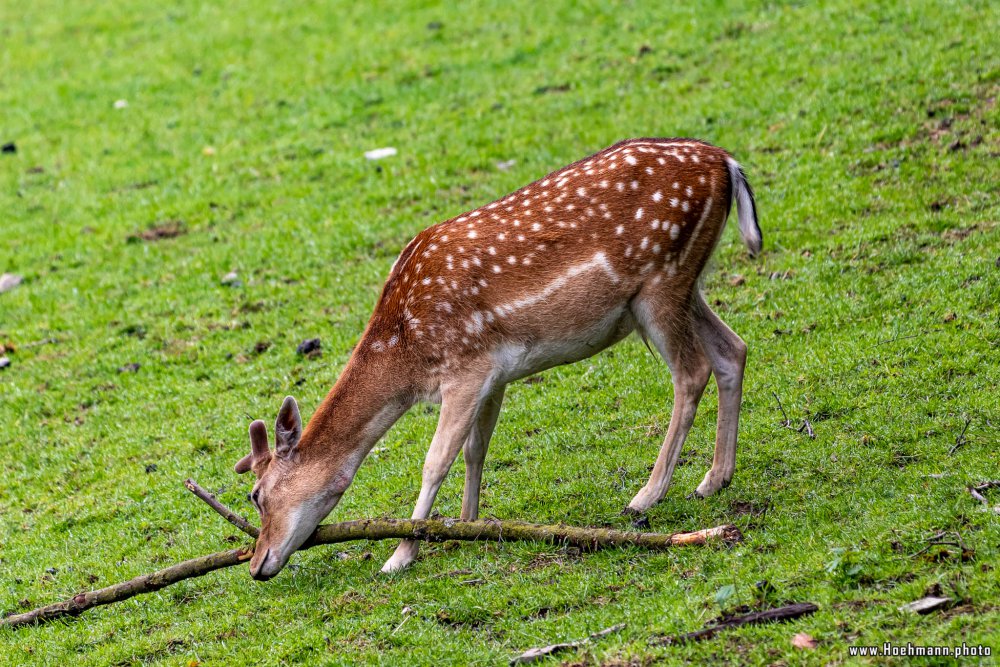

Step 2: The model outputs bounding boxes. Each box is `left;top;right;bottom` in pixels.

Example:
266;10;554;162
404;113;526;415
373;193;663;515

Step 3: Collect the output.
1;0;998;664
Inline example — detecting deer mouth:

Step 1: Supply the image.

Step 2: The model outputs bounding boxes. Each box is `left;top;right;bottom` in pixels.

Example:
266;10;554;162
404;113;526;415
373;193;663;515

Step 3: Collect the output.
250;548;277;581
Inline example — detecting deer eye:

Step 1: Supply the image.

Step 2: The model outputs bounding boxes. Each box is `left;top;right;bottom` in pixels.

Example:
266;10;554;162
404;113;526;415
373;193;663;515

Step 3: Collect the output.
250;490;261;509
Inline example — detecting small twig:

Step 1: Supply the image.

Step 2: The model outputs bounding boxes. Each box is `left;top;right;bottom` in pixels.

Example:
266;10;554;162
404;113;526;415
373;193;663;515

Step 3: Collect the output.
511;623;626;664
968;481;1000;509
771;391;792;427
650;603;818;645
909;530;968;559
773;391;814;437
184;479;258;538
21;337;60;349
874;331;926;347
948;415;972;455
969;487;989;506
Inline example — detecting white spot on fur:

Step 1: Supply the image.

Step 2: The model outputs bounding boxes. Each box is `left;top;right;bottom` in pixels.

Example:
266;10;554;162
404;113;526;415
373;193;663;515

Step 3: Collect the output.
624;155;637;165
635;207;644;220
616;225;624;235
652;190;662;202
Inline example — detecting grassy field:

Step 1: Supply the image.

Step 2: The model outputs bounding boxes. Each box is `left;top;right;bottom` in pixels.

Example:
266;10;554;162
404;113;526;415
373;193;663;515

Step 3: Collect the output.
2;0;999;664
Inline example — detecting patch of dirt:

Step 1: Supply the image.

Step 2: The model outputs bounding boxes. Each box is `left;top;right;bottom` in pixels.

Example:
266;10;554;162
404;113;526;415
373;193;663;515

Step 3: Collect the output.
729;499;771;518
127;220;187;243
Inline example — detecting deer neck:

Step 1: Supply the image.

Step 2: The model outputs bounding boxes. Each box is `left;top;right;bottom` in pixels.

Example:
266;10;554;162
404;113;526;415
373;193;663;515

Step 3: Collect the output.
297;349;415;481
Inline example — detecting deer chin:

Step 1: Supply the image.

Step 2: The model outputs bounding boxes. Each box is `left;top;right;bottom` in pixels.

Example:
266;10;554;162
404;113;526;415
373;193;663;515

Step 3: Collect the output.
250;494;343;581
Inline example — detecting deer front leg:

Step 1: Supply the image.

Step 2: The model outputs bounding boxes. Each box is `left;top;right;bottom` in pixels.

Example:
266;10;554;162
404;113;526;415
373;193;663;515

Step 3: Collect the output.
382;377;494;573
461;385;505;521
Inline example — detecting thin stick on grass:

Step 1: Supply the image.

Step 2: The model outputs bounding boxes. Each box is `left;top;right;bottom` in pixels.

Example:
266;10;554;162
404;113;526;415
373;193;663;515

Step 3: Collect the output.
650;602;819;645
2;480;742;629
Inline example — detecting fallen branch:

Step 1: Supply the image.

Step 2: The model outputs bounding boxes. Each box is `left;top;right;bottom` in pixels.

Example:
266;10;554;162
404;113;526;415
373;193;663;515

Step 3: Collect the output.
1;548;253;629
2;481;742;629
651;603;819;645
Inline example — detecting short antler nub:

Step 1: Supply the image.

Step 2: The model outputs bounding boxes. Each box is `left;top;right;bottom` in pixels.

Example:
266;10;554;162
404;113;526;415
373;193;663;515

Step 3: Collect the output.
235;419;271;474
249;419;270;460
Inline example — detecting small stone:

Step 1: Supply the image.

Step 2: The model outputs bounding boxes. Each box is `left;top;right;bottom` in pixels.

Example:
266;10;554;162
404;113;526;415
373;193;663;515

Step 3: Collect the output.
145;463;158;473
364;147;397;160
221;271;241;287
45;567;58;575
1;141;15;154
113;99;128;109
791;632;818;649
496;159;516;171
0;273;23;293
0;356;10;369
202;145;216;156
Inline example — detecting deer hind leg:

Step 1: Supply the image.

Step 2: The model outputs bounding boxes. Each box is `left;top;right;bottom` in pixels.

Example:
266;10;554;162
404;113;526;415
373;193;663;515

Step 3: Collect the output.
691;294;747;498
460;385;506;521
382;375;495;573
626;295;712;514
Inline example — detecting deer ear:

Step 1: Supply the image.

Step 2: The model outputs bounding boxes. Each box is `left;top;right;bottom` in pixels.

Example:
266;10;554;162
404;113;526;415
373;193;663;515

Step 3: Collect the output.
235;420;271;474
274;396;302;457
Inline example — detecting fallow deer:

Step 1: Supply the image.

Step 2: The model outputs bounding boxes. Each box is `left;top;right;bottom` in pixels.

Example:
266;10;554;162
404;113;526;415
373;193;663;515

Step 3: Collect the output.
235;138;761;579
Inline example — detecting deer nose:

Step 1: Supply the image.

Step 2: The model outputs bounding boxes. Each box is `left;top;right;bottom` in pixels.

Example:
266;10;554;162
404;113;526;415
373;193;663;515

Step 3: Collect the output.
250;549;274;581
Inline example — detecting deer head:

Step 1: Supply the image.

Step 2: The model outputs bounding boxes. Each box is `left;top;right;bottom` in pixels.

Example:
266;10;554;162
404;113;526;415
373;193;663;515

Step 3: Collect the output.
235;396;351;580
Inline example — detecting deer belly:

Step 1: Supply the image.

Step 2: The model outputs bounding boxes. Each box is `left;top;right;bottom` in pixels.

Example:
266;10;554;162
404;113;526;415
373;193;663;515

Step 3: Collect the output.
491;304;634;383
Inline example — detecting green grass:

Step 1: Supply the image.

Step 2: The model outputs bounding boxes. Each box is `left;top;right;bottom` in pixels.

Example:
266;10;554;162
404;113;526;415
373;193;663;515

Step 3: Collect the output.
2;0;999;664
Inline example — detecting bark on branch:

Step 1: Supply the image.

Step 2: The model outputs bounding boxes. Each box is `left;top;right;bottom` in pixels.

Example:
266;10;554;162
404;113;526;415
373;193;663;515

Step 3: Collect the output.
2;480;742;629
